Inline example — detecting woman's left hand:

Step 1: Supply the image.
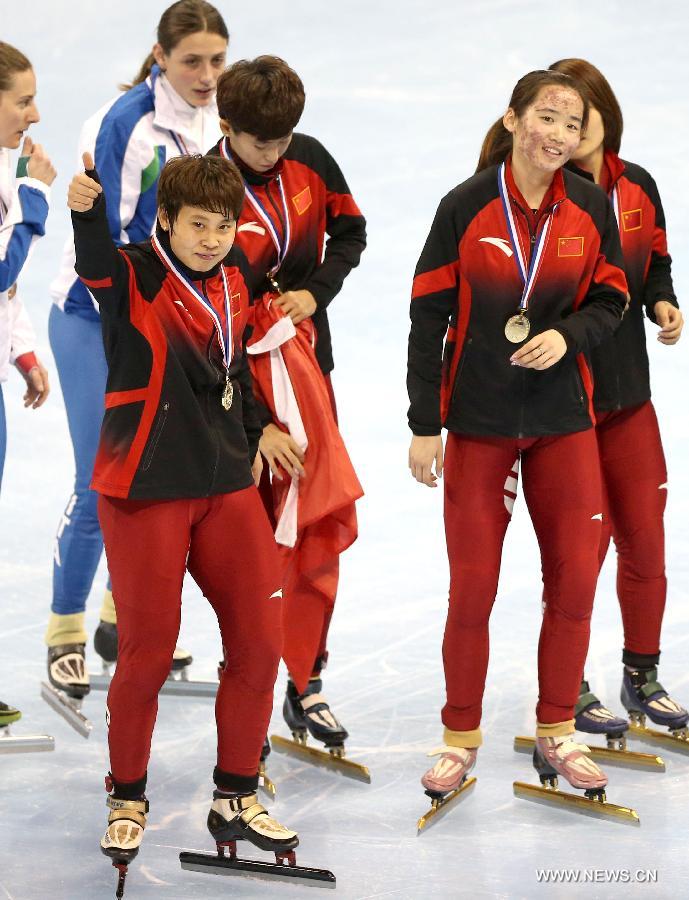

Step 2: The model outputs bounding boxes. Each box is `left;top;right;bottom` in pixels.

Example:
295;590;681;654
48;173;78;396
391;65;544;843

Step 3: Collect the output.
510;329;567;370
654;301;683;345
274;290;317;324
22;361;50;408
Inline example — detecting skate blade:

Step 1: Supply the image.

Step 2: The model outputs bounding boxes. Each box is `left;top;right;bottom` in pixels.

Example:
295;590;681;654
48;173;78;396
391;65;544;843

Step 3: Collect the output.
179;850;336;888
40;682;92;738
513;781;640;826
259;765;277;799
89;670;219;698
270;734;371;783
514;735;665;771
0;731;55;754
417;776;477;833
627;723;689;756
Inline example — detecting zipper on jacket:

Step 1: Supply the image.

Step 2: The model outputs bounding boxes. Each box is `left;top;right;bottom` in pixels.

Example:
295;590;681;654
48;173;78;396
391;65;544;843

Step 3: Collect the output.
264;181;286;236
201;277;222;494
141;402;169;471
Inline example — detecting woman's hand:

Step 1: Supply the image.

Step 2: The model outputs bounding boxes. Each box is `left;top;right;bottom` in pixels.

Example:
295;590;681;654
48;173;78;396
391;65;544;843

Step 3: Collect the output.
251;450;263;487
23;137;57;186
654;301;683;345
21;361;50;409
274;290;317;324
409;434;444;487
67;152;102;212
259;423;306;481
510;329;567;370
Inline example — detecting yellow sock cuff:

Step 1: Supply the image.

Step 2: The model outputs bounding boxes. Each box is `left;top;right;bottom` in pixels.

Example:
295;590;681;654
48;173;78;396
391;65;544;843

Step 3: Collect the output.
99;588;117;625
535;719;575;738
443;726;483;749
44;612;87;647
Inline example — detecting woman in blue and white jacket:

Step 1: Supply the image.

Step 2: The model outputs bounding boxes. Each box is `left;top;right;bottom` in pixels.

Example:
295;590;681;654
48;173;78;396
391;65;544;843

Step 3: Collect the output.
45;0;229;697
0;40;55;727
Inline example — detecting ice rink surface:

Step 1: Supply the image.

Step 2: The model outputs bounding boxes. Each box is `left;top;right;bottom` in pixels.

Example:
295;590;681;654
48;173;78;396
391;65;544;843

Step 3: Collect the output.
2;1;689;897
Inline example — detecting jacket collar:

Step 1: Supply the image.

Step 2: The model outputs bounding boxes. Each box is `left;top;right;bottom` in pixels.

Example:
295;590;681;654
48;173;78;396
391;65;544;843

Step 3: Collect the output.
504;156;566;213
565;149;626;193
148;65;218;151
221;137;284;187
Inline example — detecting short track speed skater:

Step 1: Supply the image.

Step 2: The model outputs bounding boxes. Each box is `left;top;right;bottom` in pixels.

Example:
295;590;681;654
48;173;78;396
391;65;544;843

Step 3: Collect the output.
271;677;370;783
513;735;639;825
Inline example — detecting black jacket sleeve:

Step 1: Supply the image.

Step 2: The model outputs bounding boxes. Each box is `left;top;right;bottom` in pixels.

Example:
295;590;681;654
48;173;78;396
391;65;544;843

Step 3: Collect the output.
554;198;627;354
407;192;460;435
642;174;678;321
302;141;367;310
71;171;129;318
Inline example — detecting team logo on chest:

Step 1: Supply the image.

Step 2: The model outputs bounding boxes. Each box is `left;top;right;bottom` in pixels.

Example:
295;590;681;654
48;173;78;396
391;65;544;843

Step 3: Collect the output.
557;236;584;257
478;236;513;257
292;185;312;215
622;208;642;231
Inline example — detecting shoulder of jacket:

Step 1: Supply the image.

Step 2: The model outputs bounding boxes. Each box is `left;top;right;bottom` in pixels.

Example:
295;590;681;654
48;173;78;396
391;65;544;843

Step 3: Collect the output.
618;159;656;192
562;168;609;215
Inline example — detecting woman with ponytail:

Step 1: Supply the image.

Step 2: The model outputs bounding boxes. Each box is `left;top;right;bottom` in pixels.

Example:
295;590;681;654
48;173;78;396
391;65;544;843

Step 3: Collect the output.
45;1;228;702
407;70;629;806
0;41;55;727
548;58;686;747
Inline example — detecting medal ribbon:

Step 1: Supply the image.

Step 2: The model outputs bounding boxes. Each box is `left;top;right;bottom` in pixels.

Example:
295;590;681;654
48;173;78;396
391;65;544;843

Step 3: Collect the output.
152;233;233;370
498;162;557;313
220;137;291;276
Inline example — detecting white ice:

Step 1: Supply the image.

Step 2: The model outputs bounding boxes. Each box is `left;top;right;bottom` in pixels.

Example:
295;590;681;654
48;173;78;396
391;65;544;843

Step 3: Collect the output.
2;1;689;898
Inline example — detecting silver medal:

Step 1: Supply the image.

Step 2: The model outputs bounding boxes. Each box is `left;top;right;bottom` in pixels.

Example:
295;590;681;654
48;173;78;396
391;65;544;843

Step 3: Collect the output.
504;313;530;343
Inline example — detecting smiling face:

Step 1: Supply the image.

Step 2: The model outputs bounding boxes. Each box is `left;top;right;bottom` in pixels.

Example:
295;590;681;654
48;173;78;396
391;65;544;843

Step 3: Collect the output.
222;124;293;173
159;205;237;272
153;31;227;107
504;84;584;174
0;67;39;149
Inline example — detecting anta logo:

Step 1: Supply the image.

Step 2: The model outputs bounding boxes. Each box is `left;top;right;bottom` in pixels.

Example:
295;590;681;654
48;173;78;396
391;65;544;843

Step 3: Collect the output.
558;236;584;257
479;237;513;257
622;208;642;231
237;220;266;236
292;185;312;215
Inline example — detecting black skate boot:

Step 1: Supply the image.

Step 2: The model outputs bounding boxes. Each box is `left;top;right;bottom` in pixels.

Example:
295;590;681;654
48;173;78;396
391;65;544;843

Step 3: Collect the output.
47;644;90;698
94;620;118;665
621;665;689;755
179;792;335;885
283;677;348;748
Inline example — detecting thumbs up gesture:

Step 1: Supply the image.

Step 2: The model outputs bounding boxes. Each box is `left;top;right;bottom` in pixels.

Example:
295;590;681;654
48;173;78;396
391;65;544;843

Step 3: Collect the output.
67;152;103;212
23;136;57;186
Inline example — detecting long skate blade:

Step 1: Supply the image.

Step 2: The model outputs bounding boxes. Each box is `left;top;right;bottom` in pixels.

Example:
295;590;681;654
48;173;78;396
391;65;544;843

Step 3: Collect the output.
513;781;640;826
270;734;371;783
627;723;689;756
417;776;477;833
158;678;218;698
513;735;665;771
40;682;92;738
89;672;111;692
0;732;55;754
259;766;277;799
179;851;336;888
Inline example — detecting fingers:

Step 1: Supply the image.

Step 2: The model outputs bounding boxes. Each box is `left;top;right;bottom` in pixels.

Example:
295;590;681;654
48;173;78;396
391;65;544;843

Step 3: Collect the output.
21;135;33;156
24;366;49;408
68;173;102;211
82;151;95;171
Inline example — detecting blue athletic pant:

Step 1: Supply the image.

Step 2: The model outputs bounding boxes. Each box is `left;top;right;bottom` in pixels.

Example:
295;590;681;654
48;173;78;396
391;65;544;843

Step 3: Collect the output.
49;304;110;615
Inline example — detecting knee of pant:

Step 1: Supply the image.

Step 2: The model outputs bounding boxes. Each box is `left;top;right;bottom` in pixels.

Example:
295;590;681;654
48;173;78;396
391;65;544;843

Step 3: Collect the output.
447;587;496;630
616;527;665;578
224;629;281;694
543;595;592;626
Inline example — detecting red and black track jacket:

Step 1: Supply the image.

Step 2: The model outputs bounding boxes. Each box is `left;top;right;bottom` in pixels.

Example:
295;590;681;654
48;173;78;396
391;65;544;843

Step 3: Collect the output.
72;190;260;500
568;152;677;412
208;133;367;374
408;161;628;438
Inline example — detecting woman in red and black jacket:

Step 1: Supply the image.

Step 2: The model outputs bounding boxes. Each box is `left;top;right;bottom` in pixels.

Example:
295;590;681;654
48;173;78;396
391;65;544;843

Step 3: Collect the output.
550;58;687;741
407;70;628;801
68;152;301;877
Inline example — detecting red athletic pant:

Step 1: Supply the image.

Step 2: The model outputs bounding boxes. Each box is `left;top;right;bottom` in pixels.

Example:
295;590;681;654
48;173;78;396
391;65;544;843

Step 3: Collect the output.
596;401;667;656
442;429;602;731
98;488;282;783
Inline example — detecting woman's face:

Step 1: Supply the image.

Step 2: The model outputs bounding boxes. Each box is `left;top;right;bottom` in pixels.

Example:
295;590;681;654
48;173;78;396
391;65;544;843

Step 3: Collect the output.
154;31;227;107
505;84;584;174
0;68;39;150
571;105;605;161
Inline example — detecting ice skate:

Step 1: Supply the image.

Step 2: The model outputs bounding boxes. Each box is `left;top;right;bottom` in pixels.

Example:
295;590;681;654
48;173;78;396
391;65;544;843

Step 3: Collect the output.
0;701;54;755
41;644;92;737
179;791;336;887
90;622;214;697
417;745;477;832
621;666;689;756
259;736;276;798
513;734;639;825
513;677;665;770
270;677;370;782
101;791;149;899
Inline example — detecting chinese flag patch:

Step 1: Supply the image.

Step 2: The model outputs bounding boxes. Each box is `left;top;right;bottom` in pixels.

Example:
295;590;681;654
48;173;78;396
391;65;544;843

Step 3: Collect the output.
231;292;242;318
622;208;642;231
557;236;584;257
292;185;312;215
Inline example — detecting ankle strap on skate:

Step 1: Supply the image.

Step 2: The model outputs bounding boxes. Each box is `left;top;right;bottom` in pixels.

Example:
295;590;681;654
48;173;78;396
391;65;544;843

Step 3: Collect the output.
239;802;270;827
106;796;148;826
213;792;258;813
300;693;328;712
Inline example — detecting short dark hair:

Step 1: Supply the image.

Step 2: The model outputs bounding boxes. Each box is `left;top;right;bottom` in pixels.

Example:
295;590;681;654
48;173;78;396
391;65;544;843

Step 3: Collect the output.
216;56;305;141
549;58;623;153
157;155;244;227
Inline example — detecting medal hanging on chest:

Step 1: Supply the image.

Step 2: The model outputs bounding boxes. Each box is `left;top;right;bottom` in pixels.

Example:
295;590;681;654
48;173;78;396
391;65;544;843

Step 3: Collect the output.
497;162;558;344
152;234;234;410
